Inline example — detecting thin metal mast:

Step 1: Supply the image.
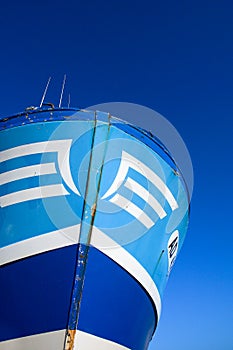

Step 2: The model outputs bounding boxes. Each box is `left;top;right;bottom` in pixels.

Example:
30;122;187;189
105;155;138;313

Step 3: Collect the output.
59;74;66;108
39;77;51;108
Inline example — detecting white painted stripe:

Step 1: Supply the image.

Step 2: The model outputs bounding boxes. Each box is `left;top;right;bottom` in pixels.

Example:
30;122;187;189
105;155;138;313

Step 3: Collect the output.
122;151;178;210
90;226;161;318
74;330;131;350
0;224;81;266
0;184;69;207
0;163;56;185
0;330;66;349
124;177;167;219
1;140;70;162
0;139;80;196
110;193;154;228
102;151;178;211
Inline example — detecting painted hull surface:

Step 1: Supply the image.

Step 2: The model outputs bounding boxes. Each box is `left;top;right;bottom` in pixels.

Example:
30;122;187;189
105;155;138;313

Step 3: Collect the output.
0;108;189;349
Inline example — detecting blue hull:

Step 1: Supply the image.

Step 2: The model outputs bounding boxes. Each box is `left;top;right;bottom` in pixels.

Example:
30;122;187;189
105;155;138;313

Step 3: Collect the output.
0;108;189;349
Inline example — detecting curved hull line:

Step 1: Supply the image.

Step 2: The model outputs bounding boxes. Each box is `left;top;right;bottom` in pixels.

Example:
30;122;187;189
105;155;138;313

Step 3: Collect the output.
0;223;161;318
91;226;161;318
0;224;81;266
74;330;131;349
0;329;131;350
0;244;155;348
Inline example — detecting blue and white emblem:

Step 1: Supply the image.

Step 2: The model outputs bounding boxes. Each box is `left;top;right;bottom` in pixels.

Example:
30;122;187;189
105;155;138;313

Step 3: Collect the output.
101;151;178;229
0;139;80;208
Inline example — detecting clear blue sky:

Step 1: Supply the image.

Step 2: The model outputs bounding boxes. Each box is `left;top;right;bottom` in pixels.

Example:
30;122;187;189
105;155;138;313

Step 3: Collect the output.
1;1;232;349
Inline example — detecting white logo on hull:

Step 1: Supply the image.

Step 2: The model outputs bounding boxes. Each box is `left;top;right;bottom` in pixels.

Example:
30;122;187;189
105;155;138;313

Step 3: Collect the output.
101;151;178;228
1;143;178;230
0;140;80;207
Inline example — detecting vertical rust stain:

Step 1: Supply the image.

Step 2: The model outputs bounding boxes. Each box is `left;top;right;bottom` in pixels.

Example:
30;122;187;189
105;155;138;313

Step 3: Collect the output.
64;330;76;350
63;112;112;350
91;202;97;217
63;112;98;350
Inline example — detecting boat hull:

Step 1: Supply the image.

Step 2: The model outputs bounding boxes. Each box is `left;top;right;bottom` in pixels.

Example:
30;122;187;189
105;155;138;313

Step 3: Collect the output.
0;109;189;349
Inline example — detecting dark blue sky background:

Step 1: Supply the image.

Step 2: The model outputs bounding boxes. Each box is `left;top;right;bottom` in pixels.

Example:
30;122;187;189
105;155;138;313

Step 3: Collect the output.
1;1;232;349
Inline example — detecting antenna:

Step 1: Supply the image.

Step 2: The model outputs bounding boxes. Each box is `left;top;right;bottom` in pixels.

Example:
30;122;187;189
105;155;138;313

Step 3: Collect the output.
59;74;66;108
39;77;51;108
68;93;71;108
